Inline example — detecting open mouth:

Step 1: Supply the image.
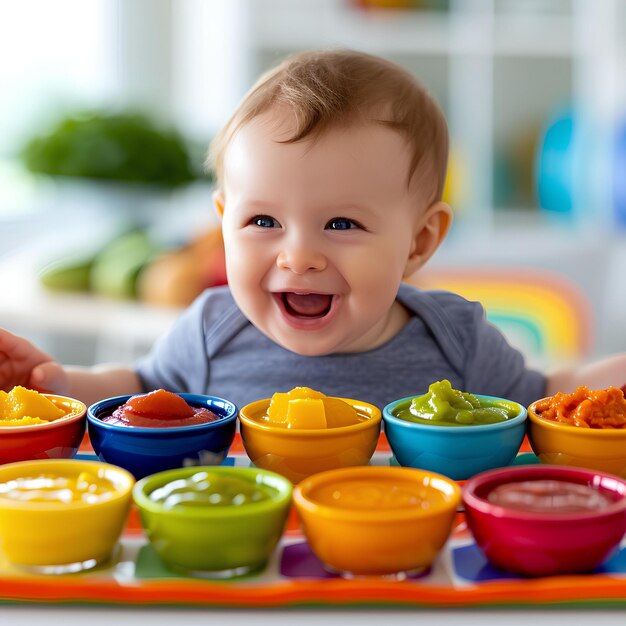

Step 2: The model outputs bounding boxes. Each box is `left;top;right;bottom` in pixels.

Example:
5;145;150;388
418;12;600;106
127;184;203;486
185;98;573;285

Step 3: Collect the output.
279;292;334;319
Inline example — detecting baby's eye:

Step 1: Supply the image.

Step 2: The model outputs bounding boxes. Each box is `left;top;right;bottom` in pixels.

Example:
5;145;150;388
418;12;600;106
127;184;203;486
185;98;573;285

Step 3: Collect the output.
325;217;359;231
250;215;279;228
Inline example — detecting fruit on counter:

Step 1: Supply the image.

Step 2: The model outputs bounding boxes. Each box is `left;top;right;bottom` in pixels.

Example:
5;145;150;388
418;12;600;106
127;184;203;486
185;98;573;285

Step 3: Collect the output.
265;387;364;429
0;386;67;426
138;226;227;307
101;389;220;428
37;226;227;306
39;257;94;292
90;230;159;299
137;249;205;308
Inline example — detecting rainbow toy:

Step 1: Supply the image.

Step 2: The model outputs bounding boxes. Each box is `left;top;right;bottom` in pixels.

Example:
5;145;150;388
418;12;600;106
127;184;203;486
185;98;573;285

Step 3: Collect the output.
410;268;593;364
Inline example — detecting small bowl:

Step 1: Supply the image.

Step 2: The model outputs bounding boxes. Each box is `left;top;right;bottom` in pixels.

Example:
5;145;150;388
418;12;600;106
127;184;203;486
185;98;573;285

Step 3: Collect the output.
0;394;86;464
528;399;626;477
463;465;626;576
133;466;292;577
87;393;237;479
239;397;381;483
382;395;527;480
0;459;134;573
293;466;461;577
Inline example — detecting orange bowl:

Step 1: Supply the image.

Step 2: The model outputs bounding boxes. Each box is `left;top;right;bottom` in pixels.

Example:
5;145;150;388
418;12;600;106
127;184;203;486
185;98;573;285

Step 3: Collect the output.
293;466;461;577
528;398;626;478
0;395;86;464
239;397;381;483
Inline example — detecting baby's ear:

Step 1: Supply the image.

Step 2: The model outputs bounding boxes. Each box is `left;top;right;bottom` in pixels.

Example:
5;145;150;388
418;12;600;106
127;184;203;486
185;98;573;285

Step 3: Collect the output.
213;189;225;218
403;201;453;278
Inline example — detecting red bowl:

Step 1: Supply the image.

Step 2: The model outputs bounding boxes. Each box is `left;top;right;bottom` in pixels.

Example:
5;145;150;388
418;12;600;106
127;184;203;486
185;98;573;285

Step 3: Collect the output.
0;394;86;464
463;465;626;576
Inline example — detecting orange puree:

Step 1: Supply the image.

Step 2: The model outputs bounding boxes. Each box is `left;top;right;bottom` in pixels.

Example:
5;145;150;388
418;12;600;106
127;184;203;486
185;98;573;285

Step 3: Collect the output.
309;477;446;511
534;385;626;429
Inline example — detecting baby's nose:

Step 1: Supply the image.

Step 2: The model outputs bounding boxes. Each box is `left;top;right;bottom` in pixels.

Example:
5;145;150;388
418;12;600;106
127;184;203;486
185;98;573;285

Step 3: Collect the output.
276;241;327;274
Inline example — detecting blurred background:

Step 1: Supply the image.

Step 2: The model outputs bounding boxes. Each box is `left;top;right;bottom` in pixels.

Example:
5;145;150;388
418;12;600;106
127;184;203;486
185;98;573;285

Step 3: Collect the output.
1;0;625;373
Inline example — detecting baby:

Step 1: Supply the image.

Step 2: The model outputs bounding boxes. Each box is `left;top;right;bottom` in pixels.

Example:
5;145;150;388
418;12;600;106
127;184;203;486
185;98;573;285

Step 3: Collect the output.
0;50;624;409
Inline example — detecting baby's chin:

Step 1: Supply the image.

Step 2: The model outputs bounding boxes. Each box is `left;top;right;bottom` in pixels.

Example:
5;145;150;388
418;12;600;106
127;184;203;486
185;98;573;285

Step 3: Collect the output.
255;325;339;357
270;333;336;357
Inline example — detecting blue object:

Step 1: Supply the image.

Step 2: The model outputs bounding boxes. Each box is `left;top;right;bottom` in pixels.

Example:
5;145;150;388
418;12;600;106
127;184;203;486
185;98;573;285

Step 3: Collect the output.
613;118;626;228
536;108;575;215
382;395;527;481
452;541;626;582
87;393;238;479
452;544;520;582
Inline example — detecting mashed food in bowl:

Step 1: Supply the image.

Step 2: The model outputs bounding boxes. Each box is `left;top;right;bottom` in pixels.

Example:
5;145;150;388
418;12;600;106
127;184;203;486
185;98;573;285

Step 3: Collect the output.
148;470;273;509
534;385;626;429
487;479;614;513
0;386;67;426
101;389;220;428
0;470;118;504
264;387;365;429
395;380;520;426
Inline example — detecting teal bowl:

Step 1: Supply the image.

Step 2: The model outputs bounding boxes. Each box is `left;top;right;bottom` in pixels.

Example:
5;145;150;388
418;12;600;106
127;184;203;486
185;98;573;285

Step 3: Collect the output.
132;466;292;578
382;395;527;481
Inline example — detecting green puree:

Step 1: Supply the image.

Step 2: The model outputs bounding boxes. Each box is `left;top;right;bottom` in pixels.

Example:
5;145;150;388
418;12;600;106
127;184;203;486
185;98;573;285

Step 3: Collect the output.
395;379;519;426
149;471;272;509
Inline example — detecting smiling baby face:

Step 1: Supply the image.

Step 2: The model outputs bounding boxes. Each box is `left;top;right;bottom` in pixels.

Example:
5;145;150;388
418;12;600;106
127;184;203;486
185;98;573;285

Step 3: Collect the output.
217;108;449;356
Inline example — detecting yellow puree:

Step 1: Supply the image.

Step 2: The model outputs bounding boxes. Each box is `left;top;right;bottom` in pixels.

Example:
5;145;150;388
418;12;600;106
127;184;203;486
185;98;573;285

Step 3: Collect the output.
264;387;363;429
0;386;66;426
310;478;446;511
0;471;117;504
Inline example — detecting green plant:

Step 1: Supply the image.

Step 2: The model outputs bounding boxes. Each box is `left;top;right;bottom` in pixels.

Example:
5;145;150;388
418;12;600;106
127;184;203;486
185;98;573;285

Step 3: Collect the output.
21;111;198;187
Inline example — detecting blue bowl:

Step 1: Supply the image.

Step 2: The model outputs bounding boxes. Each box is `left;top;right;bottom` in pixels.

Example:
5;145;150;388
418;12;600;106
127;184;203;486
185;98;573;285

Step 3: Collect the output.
87;393;238;479
382;395;527;481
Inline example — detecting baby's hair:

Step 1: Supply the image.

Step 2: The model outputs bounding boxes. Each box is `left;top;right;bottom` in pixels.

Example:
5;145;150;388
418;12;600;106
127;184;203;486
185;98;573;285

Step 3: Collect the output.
208;49;448;204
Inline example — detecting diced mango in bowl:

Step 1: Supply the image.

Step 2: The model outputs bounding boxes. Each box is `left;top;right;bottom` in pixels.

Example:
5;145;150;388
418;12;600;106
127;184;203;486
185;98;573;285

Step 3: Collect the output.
266;387;363;429
0;386;66;426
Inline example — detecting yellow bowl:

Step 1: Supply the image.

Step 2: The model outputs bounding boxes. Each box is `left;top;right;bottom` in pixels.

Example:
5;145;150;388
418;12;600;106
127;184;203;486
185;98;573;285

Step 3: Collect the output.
0;459;134;572
239;397;381;483
293;466;461;577
528;399;626;477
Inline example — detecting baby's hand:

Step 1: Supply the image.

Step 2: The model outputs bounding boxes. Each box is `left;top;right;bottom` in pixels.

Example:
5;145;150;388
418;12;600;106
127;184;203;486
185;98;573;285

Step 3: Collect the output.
0;329;68;395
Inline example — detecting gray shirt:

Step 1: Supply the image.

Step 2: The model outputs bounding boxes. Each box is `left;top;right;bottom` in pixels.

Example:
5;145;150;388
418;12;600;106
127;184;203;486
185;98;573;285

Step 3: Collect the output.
135;283;546;410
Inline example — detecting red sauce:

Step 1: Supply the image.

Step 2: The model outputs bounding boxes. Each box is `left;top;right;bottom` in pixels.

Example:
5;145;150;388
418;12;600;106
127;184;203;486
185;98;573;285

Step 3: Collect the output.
487;479;613;513
101;389;220;428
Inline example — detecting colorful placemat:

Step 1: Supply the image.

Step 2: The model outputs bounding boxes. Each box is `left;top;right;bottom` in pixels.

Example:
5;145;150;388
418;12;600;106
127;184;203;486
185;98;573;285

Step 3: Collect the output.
1;434;626;609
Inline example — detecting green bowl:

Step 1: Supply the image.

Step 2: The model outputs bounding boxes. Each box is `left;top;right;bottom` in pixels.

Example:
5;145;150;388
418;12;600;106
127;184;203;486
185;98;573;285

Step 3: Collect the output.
132;466;292;578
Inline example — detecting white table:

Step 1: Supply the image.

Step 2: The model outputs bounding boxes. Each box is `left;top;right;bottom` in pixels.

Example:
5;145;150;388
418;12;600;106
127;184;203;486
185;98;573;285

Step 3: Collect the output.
2;607;625;625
